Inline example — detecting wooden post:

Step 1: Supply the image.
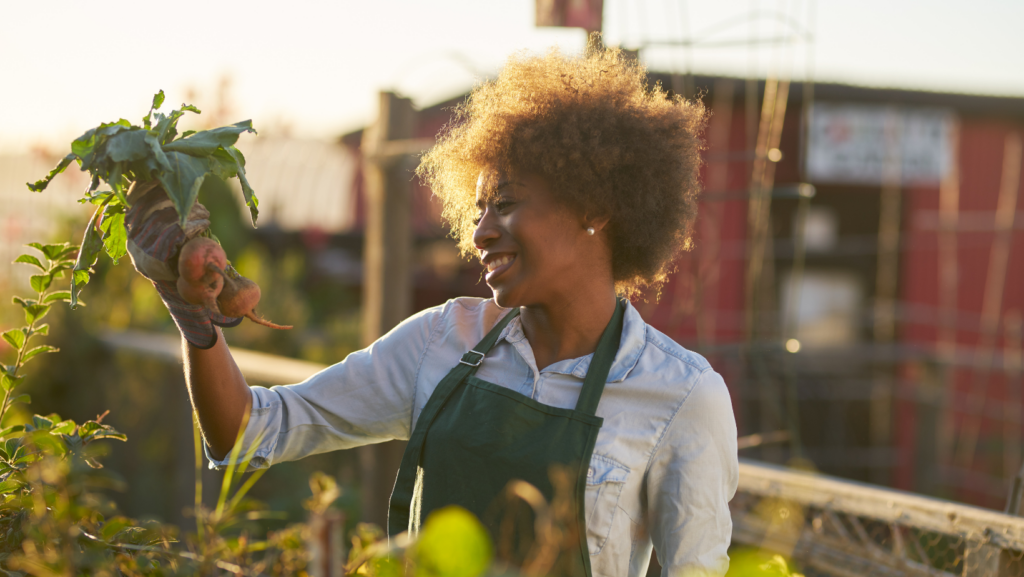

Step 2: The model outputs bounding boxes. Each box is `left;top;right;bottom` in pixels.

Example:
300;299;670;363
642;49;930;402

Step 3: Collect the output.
358;92;416;528
955;132;1022;470
870;110;903;485
693;79;735;346
936;120;962;483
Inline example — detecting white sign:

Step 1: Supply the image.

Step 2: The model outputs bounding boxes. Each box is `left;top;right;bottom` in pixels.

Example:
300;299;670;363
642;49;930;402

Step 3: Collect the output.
806;104;955;185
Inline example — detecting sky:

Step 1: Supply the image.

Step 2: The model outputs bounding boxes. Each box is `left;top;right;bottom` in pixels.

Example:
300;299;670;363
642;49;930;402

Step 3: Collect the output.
1;0;1022;154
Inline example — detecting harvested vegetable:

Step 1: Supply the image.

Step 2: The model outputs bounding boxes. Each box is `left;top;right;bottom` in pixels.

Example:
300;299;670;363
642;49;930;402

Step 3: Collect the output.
215;264;292;329
176;237;226;311
28;91;288;330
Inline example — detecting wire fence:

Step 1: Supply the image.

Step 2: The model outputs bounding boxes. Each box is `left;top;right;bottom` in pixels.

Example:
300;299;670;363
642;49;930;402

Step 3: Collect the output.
732;458;1024;577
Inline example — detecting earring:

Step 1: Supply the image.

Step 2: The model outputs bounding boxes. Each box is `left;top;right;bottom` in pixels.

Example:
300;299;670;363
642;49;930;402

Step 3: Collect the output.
586;227;595;235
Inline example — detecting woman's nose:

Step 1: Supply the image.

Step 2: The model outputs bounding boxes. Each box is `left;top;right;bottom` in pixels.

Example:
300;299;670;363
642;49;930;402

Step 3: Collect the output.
472;210;500;248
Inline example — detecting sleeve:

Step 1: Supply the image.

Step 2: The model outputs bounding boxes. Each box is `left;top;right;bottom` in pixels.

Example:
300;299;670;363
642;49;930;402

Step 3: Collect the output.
647;368;739;577
206;302;449;470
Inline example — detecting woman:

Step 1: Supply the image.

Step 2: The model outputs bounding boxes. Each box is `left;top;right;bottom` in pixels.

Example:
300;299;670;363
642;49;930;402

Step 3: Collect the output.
127;41;737;577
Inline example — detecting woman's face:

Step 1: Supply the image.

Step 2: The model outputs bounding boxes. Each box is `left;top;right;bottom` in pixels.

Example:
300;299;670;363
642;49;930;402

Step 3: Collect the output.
472;170;599;308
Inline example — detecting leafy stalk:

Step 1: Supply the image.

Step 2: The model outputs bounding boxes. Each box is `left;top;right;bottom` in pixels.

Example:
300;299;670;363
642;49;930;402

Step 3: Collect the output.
28;91;261;306
1;244;75;426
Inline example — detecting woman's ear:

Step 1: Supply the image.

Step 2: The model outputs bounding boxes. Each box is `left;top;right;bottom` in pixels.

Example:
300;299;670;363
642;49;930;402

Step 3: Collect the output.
584;214;611;233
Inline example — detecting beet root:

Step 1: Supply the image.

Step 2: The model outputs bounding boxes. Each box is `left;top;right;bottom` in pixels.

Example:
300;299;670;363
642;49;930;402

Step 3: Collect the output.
214;265;292;330
176;269;224;312
178;237;226;282
175;237;228;312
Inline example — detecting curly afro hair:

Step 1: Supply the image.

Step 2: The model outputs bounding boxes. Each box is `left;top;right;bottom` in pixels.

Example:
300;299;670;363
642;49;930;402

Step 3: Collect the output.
417;38;706;297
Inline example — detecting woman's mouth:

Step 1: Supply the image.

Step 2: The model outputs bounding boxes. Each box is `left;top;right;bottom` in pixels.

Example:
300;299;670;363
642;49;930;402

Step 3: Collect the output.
485;255;516;282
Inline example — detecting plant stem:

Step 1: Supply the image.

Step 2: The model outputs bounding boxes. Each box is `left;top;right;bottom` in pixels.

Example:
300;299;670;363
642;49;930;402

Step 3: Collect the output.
0;287;44;426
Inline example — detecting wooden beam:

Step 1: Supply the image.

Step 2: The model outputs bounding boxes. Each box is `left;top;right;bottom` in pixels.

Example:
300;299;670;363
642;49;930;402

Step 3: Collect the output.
738;458;1024;551
359;91;418;528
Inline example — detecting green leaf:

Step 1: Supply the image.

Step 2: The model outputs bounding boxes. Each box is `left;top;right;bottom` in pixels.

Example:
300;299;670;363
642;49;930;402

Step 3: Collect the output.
101;517;131;541
74;121;133;172
13;254;44;270
107;161;129;206
42;291;72;304
0;479;23;494
181;130;197;138
33;324;50;336
99;204;127;264
12;296;34;308
144;132;172;173
31;432;66;456
143;90;165;129
84;190;114;205
50;420;75;435
31;416;53;431
8;394;30;406
5;439;19;458
229;147;258;226
27;242;74;262
72;206;104;308
26;154;75;192
157;152;209;227
80;421;127;443
2;329;25;350
211;145;259;226
415;506;493;577
154;105;200;145
24;304;50;325
0;425;25;437
106;129;151;163
162;120;255;156
22;345;57;363
0;374;23;392
29;274;52;293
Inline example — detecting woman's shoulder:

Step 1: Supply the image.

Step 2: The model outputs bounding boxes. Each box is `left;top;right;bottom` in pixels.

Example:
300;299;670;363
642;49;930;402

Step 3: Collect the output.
402;297;508;346
621;302;712;376
641;323;712;373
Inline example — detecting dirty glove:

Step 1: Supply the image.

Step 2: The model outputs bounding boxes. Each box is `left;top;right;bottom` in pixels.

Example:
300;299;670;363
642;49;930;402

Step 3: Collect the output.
124;181;241;349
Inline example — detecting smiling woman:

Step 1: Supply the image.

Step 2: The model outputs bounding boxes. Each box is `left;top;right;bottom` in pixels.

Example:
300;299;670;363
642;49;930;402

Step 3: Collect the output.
147;35;737;577
418;36;707;298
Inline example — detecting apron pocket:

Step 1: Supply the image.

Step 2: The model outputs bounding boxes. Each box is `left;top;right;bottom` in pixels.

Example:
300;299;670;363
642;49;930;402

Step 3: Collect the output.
584;454;630;555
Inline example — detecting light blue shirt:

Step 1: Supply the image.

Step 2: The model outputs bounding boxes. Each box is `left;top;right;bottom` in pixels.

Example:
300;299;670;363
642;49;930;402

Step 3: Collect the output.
213;297;738;576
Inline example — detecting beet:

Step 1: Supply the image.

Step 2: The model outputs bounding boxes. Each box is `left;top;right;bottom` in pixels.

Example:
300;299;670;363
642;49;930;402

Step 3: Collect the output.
175;237;228;312
176;270;224;312
214;264;292;330
178;237;226;282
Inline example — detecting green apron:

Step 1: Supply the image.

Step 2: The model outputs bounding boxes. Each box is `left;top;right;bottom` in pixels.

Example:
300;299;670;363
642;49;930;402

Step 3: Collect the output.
388;300;626;576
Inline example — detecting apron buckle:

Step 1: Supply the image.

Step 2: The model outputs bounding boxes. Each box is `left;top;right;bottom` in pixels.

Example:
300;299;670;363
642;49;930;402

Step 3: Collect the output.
459;350;486;367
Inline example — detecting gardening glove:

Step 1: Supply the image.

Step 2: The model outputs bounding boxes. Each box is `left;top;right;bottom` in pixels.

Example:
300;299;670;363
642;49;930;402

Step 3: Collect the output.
124;181;242;349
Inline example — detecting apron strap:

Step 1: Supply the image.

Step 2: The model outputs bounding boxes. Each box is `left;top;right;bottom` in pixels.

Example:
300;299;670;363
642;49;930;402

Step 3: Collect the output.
389;306;520;535
573;299;626;415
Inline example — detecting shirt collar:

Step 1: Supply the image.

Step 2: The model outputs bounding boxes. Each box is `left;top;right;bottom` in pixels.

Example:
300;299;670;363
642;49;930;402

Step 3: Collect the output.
496;300;646;383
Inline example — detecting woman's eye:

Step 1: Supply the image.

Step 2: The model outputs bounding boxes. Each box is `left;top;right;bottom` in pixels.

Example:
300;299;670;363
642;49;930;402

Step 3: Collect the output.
472;212;484;226
496;201;515;213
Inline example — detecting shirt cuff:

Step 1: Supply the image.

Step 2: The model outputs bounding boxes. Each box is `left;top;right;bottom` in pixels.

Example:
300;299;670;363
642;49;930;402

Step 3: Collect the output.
204;387;280;471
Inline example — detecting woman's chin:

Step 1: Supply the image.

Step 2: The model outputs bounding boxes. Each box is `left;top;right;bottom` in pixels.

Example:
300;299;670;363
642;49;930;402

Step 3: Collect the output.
490;287;519;309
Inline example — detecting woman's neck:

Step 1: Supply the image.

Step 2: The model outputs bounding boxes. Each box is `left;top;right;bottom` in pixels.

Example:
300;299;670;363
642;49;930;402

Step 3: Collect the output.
518;285;618;371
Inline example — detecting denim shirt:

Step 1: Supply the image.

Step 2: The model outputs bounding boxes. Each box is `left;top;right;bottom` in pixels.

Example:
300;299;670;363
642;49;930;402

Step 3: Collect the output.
212;297;738;577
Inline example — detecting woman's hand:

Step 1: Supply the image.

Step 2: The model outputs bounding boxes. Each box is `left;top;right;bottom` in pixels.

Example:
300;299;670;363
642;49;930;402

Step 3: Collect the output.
125;181;252;458
124;182;242;349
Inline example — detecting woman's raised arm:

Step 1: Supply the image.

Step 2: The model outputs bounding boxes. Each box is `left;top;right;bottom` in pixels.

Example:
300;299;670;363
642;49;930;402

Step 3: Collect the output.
183;328;253;459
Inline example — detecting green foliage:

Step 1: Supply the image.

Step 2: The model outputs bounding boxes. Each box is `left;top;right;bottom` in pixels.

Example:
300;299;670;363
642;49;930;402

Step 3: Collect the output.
727;550;805;577
27;91;260;307
413;506;493;577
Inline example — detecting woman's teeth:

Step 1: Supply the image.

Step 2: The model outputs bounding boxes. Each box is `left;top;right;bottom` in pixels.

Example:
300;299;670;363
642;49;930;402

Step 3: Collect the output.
487;255;514;272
